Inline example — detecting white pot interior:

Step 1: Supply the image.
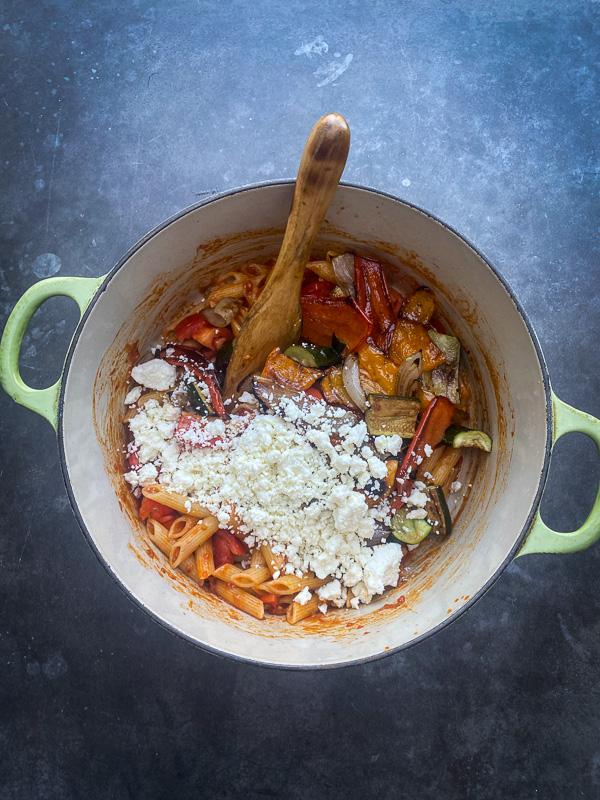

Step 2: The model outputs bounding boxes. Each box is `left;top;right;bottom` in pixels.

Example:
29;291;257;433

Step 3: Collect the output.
61;184;550;667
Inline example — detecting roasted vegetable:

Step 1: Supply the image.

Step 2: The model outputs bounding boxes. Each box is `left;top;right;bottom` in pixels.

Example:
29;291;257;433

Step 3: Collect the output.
389;319;446;371
357;342;399;395
214;338;235;384
401;287;435;325
421;331;461;405
186;381;213;415
365;394;420;437
443;425;492;452
394;395;455;505
423;485;452;535
284;344;342;368
321;365;359;410
301;296;372;353
390;511;432;544
252;376;360;437
354;256;397;352
262;347;323;391
395;350;422;396
156;345;227;419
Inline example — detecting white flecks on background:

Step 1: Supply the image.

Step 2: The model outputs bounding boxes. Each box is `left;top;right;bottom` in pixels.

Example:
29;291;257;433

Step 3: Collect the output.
314;53;353;88
402;178;411;187
294;36;353;87
294;35;329;58
31;253;62;278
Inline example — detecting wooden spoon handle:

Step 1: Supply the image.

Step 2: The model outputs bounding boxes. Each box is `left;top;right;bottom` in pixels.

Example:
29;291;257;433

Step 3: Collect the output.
223;114;350;397
275;113;351;289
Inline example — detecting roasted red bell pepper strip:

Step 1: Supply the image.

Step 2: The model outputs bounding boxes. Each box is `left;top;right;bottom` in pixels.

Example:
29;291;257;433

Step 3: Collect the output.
212;529;249;568
174;313;233;351
301;296;372;353
354;256;396;352
301;278;335;298
156;345;227;419
139;497;177;526
394;395;455;504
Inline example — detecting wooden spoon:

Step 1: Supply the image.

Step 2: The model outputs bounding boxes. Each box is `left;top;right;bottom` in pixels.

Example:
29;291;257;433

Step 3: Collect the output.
223;113;350;398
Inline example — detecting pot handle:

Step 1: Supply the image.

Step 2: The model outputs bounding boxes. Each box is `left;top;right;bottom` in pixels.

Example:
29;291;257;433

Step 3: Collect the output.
518;392;600;556
0;274;105;431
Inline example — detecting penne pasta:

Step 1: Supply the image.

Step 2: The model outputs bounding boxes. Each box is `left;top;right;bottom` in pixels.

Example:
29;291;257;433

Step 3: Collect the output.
258;574;326;596
170;515;219;568
123;391;168;421
260;543;286;576
215;580;265;620
145;520;202;585
286;595;320;624
424;446;463;491
250;549;267;569
168;514;198;540
211;563;243;582
195;539;215;580
142;484;211;519
231;566;271;589
305;259;336;283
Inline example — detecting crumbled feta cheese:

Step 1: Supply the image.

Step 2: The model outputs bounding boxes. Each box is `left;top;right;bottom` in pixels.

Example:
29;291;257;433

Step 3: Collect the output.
125;387;394;602
317;579;346;607
131;359;177;391
124;386;143;405
374;434;402;455
450;481;462;494
318;603;328;614
406;508;428;519
294;586;312;605
407;487;428;508
424;443;433;458
238;391;258;405
363;543;403;596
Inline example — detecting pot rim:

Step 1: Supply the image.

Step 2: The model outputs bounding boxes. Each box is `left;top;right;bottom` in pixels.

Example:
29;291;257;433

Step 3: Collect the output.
57;179;553;669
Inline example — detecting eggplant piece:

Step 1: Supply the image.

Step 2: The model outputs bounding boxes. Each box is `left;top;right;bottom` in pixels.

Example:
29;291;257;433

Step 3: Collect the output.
421;331;461;405
423;484;452;535
443;424;492;452
365;394;420;438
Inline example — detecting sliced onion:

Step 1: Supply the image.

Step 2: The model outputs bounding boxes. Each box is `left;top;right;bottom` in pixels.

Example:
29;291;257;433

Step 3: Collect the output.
342;353;367;412
332;253;356;298
395;351;423;396
202;297;240;327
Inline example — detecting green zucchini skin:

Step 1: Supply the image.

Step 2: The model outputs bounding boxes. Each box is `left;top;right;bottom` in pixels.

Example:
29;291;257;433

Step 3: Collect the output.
284;344;342;368
390;511;432;544
186;381;213;415
442;424;492;452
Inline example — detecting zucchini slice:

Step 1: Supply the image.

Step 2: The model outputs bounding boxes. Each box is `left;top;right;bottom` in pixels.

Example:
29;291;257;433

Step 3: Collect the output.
365;394;420;437
390;511;433;544
423;485;452;535
284;344;342;368
422;331;461;405
186;381;214;416
214;338;234;384
443;425;492;452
